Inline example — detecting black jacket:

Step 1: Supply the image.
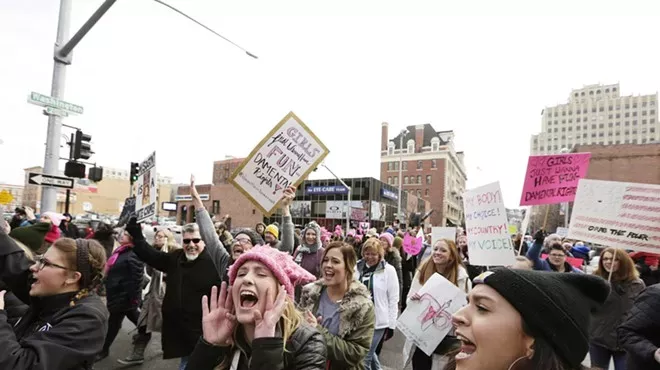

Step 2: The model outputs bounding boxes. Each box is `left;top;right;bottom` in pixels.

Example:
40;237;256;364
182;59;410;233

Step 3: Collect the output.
59;222;79;239
186;324;326;370
618;284;660;370
104;246;144;313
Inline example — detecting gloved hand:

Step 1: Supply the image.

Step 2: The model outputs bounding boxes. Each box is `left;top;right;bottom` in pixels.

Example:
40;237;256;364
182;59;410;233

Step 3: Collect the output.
126;217;145;242
383;328;394;341
534;229;546;245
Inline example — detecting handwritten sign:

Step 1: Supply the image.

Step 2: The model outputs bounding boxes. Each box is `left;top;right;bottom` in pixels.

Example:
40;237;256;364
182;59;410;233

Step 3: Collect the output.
568;179;660;253
520;153;591;206
403;228;424;255
135;152;157;222
431;227;456;246
398;273;467;357
230;112;329;215
463;182;514;266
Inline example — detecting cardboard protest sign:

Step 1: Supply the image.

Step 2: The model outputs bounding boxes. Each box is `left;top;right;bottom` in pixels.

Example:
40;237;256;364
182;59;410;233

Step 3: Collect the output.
568;179;660;253
520;153;591;206
398;273;467;358
431;227;456;246
116;197;136;227
135;152;157;222
230;112;329;215
463;182;515;266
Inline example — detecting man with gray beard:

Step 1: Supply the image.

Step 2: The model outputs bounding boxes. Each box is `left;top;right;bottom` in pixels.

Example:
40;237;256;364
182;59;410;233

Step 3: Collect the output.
126;175;229;370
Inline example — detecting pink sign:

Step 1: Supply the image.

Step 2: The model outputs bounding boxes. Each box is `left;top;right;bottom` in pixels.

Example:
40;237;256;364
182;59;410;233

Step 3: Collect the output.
520;153;591;206
541;254;584;268
403;231;423;255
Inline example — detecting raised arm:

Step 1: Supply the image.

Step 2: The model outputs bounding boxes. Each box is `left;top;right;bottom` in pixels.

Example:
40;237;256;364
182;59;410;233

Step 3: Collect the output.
526;230;546;271
279;186;296;254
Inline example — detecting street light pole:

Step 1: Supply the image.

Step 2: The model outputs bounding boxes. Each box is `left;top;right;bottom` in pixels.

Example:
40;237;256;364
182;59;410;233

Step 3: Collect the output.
320;163;351;235
396;129;408;226
559;147;571;228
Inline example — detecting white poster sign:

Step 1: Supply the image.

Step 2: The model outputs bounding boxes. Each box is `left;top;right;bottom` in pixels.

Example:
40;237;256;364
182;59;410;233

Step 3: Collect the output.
556;227;569;238
135;151;157;222
462;182;514;266
370;201;386;221
431;227;457;246
230;112;329;215
568;179;660;253
397;273;467;357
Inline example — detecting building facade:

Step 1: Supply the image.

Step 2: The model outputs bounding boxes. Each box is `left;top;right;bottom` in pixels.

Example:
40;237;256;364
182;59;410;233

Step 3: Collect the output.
380;122;467;227
22;166;173;216
573;143;660;185
531;83;659;155
0;184;24;211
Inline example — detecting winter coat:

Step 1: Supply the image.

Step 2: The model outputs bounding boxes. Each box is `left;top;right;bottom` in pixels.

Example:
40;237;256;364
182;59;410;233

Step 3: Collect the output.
630;252;660;287
104;246;144;313
59;222;79;239
186;324;326;370
299;280;375;370
618;284;660;370
384;248;403;289
355;259;399;330
132;208;229;359
527;240;583;273
137;264;165;333
590;278;645;351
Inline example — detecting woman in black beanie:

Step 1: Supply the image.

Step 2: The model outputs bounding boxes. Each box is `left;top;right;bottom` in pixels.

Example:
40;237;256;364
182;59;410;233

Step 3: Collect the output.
451;268;610;370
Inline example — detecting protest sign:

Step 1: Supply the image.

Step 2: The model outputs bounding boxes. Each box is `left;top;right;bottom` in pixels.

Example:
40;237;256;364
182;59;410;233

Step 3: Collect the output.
568;179;660;253
135;152;157;222
403;228;423;255
116;197;136;227
520;153;591;206
230;112;329;215
397;273;467;358
463;182;514;266
556;227;569;238
431;227;456;246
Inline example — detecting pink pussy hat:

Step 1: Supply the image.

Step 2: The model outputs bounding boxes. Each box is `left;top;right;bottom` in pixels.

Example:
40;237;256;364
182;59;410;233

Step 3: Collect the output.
228;245;316;298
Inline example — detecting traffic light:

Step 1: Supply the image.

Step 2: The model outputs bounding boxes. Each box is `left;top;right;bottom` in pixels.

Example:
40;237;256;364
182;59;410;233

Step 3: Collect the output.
64;161;86;178
130;162;140;184
88;166;103;182
73;130;93;160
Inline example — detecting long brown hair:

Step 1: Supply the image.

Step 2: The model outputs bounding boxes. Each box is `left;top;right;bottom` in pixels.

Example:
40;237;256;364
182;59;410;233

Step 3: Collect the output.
593;248;639;283
322;241;357;284
417;239;463;286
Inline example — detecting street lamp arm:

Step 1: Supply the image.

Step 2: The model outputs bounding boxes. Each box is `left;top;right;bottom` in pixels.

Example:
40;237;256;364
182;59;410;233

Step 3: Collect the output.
320;164;351;190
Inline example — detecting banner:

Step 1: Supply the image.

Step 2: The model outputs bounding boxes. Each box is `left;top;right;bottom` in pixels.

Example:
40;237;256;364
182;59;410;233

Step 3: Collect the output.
230;112;329;215
520;153;591;206
567;179;660;253
463;182;515;266
135;152;157;222
431;227;456;246
397;273;467;357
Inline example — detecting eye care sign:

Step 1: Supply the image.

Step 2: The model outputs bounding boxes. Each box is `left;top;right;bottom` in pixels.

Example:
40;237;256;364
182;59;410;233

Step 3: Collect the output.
520;153;591;206
230;112;329;215
463;182;514;266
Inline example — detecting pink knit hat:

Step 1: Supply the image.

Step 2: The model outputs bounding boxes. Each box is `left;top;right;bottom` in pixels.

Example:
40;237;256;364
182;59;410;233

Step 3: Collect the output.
228;246;316;298
379;232;394;248
41;211;65;227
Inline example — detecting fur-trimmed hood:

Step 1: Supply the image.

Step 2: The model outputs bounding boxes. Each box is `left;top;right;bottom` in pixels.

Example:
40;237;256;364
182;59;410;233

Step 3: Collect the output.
299;279;373;338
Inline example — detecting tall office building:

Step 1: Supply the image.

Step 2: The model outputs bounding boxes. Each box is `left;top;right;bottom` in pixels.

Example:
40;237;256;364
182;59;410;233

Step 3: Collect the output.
530;83;659;154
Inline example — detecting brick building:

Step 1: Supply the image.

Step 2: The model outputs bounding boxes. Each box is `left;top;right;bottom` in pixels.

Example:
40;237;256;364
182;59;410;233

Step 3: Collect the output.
573;143;660;184
380;122;467;227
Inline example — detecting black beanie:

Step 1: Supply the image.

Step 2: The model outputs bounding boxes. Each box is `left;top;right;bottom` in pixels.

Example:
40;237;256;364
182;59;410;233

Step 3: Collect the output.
232;228;264;246
474;268;610;367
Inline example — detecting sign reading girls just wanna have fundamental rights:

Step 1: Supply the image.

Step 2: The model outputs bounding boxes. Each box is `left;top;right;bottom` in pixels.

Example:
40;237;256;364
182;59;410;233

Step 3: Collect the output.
230;112;330;215
519;153;591;206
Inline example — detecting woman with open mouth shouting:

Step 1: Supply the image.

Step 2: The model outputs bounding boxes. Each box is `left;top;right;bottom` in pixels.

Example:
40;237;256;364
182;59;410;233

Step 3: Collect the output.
451;268;610;370
186;245;324;369
299;241;376;370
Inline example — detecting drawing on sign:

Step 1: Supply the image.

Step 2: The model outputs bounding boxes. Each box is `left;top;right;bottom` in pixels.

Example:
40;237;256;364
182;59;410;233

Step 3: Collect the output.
418;296;453;332
230;112;329;216
135;152;157;222
520;153;591;206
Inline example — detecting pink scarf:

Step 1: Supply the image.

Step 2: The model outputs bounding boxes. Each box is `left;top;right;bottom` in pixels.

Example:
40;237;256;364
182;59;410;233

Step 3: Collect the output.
105;244;132;274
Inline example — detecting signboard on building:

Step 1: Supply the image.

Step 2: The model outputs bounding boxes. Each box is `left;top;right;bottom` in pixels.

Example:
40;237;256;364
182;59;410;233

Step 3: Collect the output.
568;179;660;253
463;182;515;266
230;112;329;216
381;188;398;201
175;194;210;201
370;201;386;221
290;201;312;218
135;152;158;222
520;153;591;206
305;185;348;195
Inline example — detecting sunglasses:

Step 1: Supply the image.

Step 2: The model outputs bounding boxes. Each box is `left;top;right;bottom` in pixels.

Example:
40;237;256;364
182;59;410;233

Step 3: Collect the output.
34;256;72;271
183;238;202;245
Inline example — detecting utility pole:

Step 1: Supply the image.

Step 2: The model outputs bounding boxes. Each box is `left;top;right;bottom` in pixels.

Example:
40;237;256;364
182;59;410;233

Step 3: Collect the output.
41;0;118;212
396;129;408;226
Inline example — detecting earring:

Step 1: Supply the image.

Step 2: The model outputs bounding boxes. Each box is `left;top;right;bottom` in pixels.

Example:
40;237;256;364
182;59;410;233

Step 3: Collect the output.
527;348;535;359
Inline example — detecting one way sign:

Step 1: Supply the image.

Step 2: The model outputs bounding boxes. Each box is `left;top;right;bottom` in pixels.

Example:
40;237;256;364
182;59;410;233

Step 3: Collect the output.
28;173;74;189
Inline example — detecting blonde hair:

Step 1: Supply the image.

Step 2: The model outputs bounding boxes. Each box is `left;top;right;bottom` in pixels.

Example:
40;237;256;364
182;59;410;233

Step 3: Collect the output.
215;295;303;370
155;229;181;253
10;237;35;262
361;238;384;259
417;239;463;286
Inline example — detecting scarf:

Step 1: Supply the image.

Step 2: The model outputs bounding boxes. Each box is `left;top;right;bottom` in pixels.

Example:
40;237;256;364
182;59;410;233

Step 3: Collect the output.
105;243;132;274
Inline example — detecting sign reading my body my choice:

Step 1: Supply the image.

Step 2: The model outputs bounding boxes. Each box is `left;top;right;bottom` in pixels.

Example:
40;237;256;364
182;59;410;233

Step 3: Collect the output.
520;153;591;206
231;112;330;215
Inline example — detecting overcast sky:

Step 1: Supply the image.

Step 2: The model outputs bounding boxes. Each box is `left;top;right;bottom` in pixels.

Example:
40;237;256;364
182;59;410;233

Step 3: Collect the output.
2;0;660;208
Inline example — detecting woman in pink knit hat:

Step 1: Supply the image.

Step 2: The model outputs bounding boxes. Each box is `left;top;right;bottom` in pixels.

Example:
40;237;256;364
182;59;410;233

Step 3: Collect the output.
186;246;325;369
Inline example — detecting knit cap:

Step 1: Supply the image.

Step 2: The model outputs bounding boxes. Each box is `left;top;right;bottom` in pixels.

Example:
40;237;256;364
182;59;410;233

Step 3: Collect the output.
9;222;51;252
379;232;394;248
473;268;610;368
228;245;316;298
265;224;279;239
232;228;264;246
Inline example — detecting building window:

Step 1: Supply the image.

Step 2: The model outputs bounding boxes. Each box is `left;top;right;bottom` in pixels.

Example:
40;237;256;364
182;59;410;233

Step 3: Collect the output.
417;175;422;184
416;190;422;197
404;176;409;185
388;146;393;155
403;162;408;170
388;176;392;184
387;162;392;171
651;128;656;133
431;159;437;169
426;175;432;185
425;189;429;197
212;200;220;215
394;176;398;184
417;161;423;170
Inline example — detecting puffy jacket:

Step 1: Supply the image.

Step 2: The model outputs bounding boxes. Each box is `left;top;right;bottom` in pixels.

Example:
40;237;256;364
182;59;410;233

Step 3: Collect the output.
355;259;399;330
384;248;403;288
104;246;144;313
618;284;660;370
299;280;375;370
590;278;645;351
186;324;326;370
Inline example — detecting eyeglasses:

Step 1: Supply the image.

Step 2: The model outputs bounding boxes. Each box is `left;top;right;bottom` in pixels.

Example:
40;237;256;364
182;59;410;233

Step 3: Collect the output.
549;253;566;258
183;238;202;245
233;238;252;245
34;256;72;271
